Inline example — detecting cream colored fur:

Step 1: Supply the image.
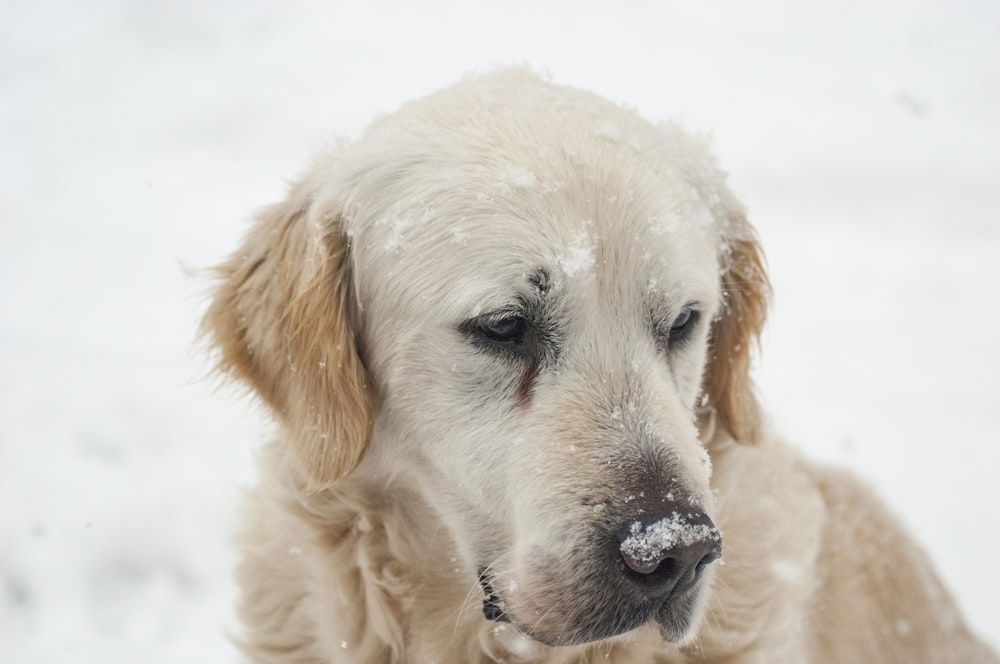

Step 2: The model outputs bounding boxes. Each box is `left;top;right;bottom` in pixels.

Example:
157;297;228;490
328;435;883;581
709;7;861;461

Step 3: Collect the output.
204;69;997;663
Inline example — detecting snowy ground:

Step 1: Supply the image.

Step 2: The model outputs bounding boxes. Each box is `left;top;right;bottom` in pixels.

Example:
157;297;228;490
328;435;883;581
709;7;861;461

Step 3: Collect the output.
2;1;997;661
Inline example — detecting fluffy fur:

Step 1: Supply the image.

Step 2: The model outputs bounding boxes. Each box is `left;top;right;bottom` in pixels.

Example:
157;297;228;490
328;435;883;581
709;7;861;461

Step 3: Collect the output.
204;69;997;663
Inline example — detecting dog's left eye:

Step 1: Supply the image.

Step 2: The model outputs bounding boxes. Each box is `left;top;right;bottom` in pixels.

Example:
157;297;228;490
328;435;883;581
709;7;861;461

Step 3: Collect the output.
463;312;529;348
666;308;699;346
479;314;527;344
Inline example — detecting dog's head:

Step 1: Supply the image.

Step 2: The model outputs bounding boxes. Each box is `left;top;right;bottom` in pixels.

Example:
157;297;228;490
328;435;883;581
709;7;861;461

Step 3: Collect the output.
204;69;768;648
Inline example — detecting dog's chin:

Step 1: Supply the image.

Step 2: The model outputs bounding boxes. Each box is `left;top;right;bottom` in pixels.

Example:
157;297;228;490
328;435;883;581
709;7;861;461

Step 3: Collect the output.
509;610;648;648
654;591;703;644
503;582;708;648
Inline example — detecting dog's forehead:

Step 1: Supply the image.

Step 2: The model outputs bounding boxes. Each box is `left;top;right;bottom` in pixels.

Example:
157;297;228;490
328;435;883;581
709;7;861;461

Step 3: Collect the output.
336;71;729;317
347;188;720;324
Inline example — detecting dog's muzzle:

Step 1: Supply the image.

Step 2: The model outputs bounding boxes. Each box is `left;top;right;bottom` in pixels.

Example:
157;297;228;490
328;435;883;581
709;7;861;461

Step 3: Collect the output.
476;506;721;645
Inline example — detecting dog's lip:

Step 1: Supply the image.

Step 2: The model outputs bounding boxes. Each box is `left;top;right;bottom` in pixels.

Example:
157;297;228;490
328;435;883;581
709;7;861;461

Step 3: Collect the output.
478;569;511;623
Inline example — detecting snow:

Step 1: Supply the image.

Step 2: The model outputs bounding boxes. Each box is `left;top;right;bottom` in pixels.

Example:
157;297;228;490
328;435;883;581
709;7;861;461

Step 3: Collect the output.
2;0;998;661
769;558;805;584
506;166;538;189
556;230;596;278
620;515;721;571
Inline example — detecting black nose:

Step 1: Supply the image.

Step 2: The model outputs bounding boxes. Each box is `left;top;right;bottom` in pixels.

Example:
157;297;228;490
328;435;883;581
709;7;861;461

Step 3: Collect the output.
617;509;722;597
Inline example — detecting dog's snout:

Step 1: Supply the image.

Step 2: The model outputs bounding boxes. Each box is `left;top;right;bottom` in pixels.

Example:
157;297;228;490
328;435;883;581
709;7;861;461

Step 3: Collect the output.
617;509;721;597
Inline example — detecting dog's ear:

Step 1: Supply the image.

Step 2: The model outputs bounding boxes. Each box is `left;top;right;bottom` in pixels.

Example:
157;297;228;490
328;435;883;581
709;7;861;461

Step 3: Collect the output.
202;182;372;490
703;215;770;445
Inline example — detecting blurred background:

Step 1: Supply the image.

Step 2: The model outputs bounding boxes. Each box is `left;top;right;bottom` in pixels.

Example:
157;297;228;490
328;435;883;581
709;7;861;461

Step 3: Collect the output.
2;1;997;661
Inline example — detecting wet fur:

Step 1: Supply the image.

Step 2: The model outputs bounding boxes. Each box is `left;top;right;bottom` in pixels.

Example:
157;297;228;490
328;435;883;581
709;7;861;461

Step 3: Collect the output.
204;69;997;662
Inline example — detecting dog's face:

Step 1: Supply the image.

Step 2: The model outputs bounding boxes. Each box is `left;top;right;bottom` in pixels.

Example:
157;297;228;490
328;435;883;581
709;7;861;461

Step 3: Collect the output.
205;70;768;648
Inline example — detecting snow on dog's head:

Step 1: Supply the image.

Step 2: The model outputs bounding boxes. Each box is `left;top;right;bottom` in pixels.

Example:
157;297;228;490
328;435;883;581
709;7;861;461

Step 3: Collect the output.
204;67;769;648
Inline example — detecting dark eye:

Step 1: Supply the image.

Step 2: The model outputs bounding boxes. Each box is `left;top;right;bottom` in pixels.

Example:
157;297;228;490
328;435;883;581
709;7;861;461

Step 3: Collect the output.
668;309;699;345
480;314;526;344
464;312;528;347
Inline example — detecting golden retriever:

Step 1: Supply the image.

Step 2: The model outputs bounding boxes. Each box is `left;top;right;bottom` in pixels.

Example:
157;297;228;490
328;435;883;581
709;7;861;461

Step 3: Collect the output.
204;68;997;663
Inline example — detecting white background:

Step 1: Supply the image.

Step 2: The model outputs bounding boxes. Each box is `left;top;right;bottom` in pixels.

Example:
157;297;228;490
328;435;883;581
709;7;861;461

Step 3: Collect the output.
2;1;997;661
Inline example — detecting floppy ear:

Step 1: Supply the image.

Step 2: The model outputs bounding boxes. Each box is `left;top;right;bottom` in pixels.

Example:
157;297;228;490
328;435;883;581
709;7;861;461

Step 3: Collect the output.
202;181;372;491
703;216;771;445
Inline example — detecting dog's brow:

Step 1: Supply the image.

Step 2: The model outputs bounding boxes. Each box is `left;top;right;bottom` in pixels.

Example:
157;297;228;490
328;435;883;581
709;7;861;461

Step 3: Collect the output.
529;268;551;296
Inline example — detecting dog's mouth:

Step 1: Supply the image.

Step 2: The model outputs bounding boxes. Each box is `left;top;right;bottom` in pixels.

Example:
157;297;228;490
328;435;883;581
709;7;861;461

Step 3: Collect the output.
478;570;511;623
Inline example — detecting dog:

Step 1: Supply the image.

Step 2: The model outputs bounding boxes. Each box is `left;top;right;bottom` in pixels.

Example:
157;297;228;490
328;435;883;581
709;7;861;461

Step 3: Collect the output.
204;68;998;662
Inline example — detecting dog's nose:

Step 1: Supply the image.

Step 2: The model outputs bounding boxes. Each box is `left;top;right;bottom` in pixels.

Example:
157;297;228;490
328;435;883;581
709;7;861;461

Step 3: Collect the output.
617;510;722;597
